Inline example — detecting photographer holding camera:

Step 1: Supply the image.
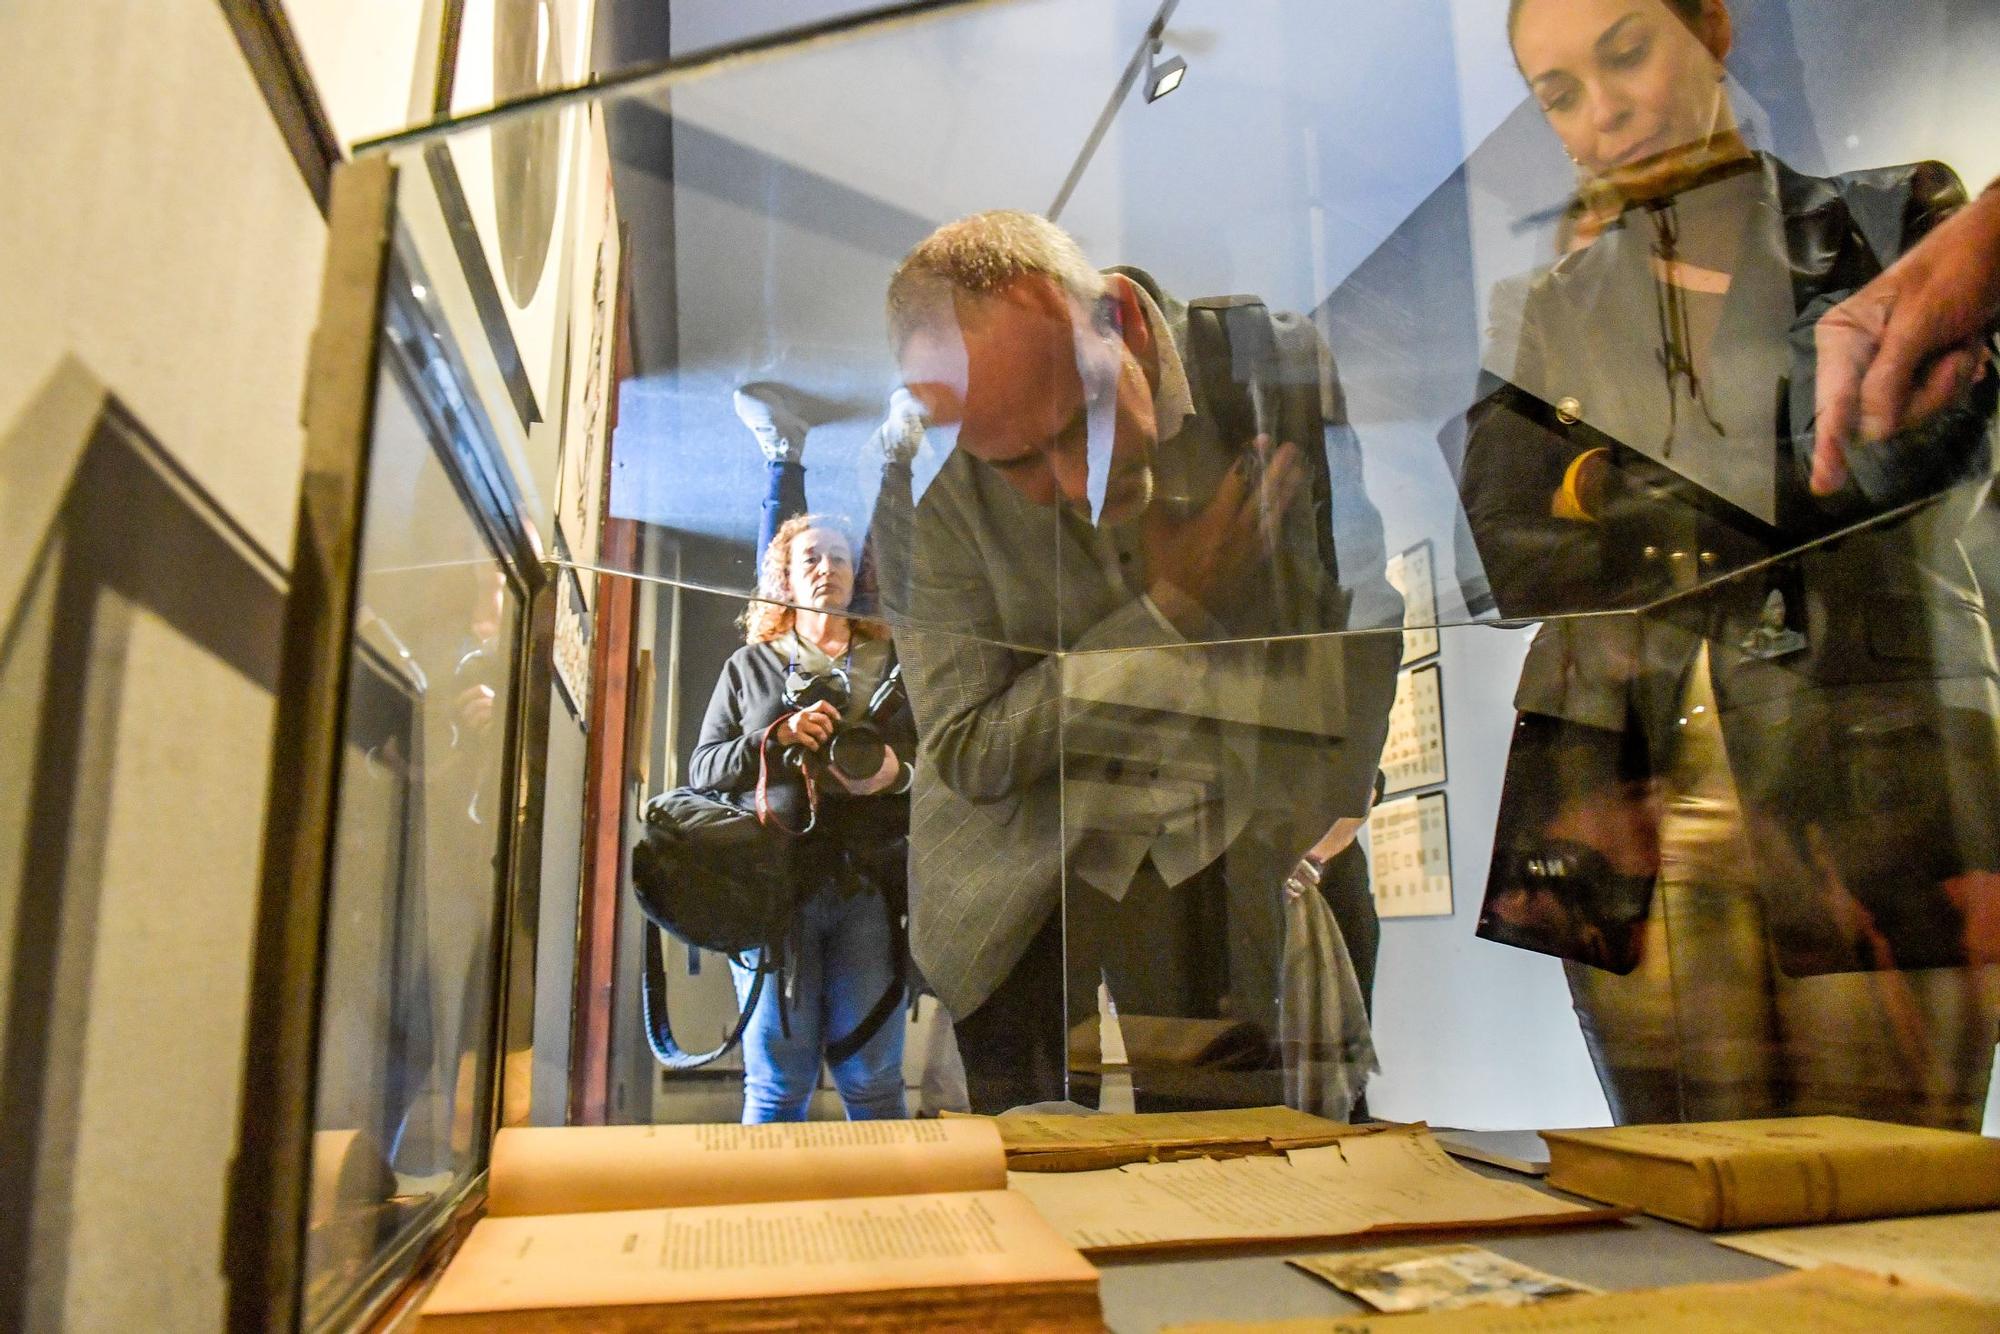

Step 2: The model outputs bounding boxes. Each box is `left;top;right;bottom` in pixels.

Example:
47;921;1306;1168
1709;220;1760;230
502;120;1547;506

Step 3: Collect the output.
688;513;915;1122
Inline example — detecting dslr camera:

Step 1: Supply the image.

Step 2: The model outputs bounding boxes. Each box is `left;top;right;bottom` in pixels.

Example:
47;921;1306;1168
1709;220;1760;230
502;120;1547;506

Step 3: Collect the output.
781;661;905;785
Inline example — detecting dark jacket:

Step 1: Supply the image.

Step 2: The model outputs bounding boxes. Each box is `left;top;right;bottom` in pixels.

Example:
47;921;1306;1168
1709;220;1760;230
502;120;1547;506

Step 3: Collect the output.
1463;155;2000;977
689;636;915;903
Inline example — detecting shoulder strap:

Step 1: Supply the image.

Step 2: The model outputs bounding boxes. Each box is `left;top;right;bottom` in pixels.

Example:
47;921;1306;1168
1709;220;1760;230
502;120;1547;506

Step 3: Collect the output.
754;716;818;834
822;895;910;1066
640;926;768;1071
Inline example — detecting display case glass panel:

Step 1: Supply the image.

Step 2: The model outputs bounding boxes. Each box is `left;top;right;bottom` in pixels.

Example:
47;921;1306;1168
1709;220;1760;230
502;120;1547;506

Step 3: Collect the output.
291;0;2000;1319
296;260;535;1328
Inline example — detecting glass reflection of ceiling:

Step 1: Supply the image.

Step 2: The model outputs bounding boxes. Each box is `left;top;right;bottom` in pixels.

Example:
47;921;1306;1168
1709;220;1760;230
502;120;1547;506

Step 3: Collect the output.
368;0;2000;636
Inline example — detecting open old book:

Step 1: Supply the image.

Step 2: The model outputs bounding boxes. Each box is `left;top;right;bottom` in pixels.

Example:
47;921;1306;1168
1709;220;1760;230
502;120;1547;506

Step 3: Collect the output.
421;1111;1624;1327
420;1120;1098;1331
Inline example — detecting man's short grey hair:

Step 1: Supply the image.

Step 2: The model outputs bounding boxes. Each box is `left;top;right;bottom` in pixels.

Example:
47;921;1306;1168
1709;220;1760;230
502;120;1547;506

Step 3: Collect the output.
886;209;1107;349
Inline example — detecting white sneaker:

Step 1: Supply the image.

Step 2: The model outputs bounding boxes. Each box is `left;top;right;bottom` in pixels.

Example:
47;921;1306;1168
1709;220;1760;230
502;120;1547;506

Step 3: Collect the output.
733;382;812;462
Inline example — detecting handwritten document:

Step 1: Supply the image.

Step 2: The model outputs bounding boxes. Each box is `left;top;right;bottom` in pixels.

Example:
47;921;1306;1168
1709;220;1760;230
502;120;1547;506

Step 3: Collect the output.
1007;1126;1607;1255
989;1104;1363;1172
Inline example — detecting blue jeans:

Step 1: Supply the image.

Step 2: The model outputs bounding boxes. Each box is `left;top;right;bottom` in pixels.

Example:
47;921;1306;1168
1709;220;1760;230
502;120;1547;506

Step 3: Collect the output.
757;459;808;566
730;889;907;1122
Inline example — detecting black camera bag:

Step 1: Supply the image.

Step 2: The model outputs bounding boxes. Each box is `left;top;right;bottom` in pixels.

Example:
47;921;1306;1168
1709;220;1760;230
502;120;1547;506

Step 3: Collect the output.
633;785;799;959
630;717;908;1071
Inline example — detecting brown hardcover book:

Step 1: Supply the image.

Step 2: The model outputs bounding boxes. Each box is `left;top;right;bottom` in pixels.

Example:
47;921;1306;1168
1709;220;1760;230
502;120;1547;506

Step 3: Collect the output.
1541;1116;2000;1230
418;1121;1100;1331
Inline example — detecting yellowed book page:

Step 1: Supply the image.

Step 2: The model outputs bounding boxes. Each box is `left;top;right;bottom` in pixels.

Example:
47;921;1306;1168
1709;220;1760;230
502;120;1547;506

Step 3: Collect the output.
486;1119;1006;1217
421;1189;1097;1318
1008;1126;1606;1254
1162;1266;2000;1333
977;1106;1366;1171
1717;1210;2000;1301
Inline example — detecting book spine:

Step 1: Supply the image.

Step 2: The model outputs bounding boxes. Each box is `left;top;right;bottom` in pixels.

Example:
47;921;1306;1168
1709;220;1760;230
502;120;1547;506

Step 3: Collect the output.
1710;1150;1834;1230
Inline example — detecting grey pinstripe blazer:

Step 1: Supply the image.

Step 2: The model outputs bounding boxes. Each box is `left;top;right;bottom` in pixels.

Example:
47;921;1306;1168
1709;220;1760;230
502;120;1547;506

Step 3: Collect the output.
886;273;1401;1019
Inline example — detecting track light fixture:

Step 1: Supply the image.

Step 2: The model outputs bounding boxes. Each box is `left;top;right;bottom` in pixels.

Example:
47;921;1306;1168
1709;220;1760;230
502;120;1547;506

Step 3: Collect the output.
1144;37;1187;103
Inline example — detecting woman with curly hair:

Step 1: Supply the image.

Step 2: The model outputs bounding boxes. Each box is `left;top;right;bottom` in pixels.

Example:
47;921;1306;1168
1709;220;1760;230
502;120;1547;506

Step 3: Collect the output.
688;513;915;1121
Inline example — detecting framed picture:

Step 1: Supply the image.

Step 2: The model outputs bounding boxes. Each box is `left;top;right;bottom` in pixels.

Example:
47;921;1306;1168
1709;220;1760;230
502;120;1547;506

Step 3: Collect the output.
553;106;620;600
1381;663;1447;796
1386;538;1440;666
1368;792;1454;919
438;0;597;435
551;534;593;725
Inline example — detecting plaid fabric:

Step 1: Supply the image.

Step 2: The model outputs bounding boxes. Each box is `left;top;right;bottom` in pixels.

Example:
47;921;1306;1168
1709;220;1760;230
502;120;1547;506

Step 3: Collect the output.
884;273;1399;1021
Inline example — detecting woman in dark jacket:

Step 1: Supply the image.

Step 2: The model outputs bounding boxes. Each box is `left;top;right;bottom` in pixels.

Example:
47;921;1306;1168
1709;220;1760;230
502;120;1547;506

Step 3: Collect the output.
1464;0;2000;1128
690;512;915;1122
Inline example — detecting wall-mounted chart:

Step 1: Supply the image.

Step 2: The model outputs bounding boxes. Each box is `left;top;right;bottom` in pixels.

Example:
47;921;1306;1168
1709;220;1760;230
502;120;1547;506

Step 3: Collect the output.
1381;663;1446;796
1369;791;1453;919
1386;538;1439;666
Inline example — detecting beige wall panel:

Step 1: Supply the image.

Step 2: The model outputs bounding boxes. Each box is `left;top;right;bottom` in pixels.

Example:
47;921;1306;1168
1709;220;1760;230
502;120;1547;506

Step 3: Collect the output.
0;0;325;560
284;0;433;147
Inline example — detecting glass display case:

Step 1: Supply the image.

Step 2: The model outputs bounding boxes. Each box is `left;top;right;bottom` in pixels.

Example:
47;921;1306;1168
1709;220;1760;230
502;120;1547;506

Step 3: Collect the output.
230;0;2000;1326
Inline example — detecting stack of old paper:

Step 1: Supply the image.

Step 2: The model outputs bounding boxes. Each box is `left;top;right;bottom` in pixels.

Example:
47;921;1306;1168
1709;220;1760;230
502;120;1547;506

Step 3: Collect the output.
983;1104;1367;1172
1164;1267;2000;1332
1717;1210;2000;1301
1008;1122;1621;1256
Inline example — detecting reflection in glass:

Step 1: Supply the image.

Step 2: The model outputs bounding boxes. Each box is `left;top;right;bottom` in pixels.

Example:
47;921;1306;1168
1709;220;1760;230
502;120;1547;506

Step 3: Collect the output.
302;358;521;1326
346;0;2000;1196
1465;0;2000;1129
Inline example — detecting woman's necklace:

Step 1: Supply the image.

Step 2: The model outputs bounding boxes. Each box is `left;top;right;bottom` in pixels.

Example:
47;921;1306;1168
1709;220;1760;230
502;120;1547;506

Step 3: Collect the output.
1645;199;1729;452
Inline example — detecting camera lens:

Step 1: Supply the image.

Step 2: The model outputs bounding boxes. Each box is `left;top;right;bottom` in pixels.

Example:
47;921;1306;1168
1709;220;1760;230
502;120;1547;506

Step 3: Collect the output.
825;723;886;783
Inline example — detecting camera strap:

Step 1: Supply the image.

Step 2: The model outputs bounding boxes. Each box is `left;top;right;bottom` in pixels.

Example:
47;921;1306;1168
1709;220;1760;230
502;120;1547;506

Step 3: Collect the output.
755;716;819;835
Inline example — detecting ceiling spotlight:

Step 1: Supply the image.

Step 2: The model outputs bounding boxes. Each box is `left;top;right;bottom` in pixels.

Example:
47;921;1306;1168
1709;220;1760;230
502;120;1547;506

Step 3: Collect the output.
1144;38;1187;103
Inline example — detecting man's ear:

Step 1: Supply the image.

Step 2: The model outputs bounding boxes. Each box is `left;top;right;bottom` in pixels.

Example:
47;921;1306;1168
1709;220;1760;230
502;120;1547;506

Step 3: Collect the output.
1101;272;1160;393
1696;0;1734;67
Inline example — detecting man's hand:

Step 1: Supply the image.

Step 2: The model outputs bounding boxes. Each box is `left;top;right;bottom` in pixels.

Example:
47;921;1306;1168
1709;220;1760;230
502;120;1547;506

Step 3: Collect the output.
1812;182;2000;495
1143;435;1305;629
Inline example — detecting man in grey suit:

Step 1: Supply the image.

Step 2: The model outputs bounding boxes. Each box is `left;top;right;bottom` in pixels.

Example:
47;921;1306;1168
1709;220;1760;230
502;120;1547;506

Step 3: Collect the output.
879;211;1401;1112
